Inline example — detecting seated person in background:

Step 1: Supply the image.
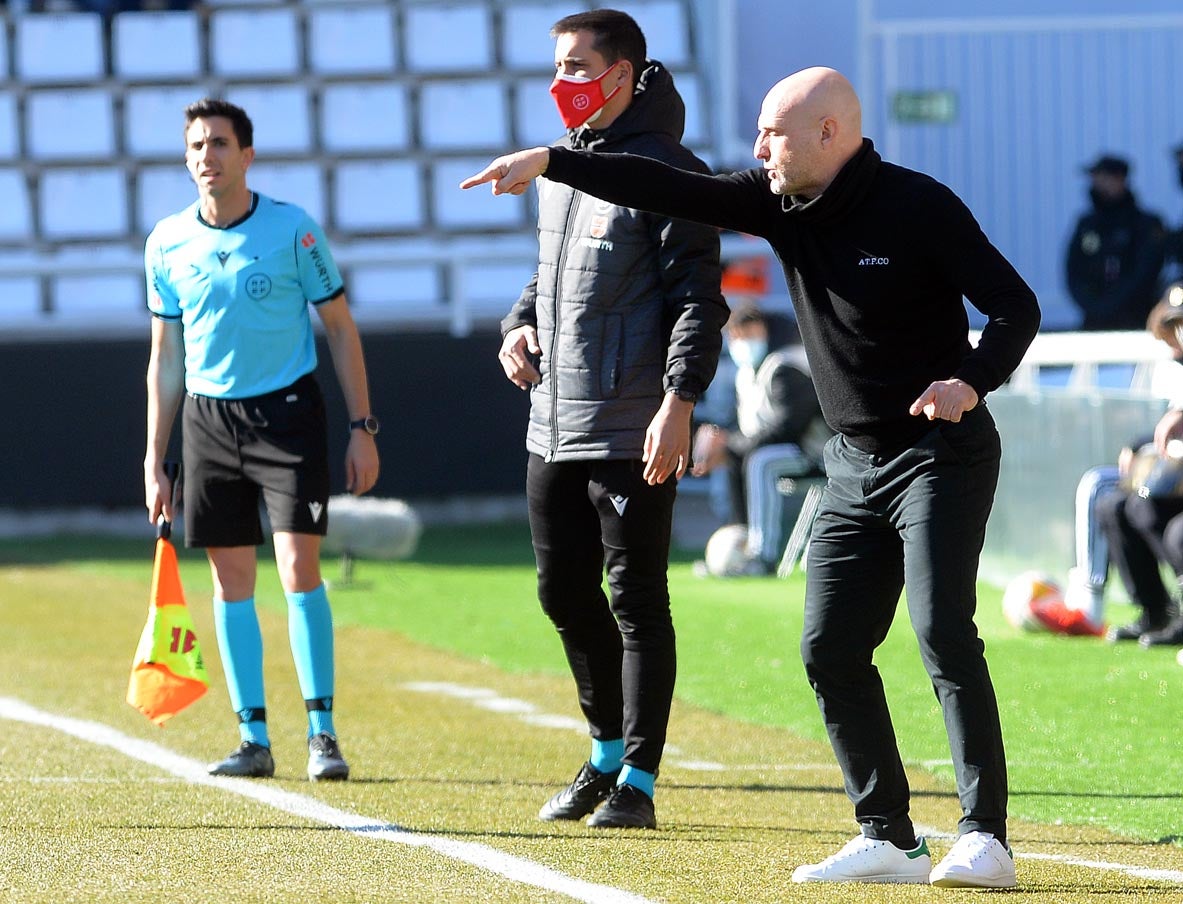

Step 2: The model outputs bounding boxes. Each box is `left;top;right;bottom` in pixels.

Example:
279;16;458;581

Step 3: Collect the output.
692;302;830;572
1065;154;1166;331
1091;287;1183;646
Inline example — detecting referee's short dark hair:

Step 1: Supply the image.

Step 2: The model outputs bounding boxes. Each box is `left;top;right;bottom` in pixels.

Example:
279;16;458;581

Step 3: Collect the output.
184;98;254;150
550;9;647;90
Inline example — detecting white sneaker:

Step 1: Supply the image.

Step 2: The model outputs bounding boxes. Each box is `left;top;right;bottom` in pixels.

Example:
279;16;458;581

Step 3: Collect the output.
930;831;1017;888
791;835;931;884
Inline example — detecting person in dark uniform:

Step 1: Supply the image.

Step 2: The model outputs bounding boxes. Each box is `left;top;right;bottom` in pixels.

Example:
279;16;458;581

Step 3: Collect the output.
492;10;727;830
1066;154;1166;331
144;98;380;782
464;65;1039;888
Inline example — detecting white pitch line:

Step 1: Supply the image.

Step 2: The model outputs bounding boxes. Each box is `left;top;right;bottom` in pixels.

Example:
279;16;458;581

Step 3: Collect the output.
402;681;735;772
0;697;657;904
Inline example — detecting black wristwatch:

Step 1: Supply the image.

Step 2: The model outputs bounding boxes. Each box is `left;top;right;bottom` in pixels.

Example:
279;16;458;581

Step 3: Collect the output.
669;387;698;404
349;415;380;436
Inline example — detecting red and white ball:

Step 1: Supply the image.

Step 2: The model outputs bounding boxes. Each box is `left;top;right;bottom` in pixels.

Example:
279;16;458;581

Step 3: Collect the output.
1002;571;1064;631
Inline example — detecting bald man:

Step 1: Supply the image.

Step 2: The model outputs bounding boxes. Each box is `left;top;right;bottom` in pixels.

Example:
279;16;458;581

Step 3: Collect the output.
464;67;1040;888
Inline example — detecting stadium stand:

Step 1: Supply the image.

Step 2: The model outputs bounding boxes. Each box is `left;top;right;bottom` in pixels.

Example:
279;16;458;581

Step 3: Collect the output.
0;0;706;336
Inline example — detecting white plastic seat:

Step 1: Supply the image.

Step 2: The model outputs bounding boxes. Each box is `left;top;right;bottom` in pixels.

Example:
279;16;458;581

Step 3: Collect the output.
52;274;145;318
513;77;561;147
347;264;443;320
125;86;208;159
226;85;311;154
433;159;525;231
459;260;537;317
333;161;422;232
112;11;202;80
0;168;32;240
404;4;491;73
210;8;300;77
246;163;325;225
40;168;129;239
15;13;104;84
419;81;508;150
137;166;200;234
307;5;397;75
613;1;690;67
502;2;574;69
0;279;41;323
26;90;115;160
320;84;409;153
0;93;18;160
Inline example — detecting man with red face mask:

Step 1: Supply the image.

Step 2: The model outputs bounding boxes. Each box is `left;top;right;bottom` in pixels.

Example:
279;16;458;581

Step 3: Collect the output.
496;8;727;829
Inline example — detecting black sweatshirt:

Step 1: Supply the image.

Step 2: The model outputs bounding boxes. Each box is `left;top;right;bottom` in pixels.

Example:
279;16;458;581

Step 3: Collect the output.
546;140;1041;455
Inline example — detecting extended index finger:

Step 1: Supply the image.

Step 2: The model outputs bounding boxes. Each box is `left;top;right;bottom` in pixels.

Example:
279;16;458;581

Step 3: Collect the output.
459;162;501;190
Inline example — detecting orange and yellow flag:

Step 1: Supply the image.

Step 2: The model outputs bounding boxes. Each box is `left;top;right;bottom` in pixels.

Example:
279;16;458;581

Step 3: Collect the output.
127;536;209;726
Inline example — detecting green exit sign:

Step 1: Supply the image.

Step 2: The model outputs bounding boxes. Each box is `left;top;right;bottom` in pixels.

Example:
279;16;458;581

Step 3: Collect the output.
891;90;958;124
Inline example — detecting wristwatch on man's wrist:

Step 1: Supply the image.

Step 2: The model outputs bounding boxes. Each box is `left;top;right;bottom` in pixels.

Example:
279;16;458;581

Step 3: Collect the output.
349;415;380;436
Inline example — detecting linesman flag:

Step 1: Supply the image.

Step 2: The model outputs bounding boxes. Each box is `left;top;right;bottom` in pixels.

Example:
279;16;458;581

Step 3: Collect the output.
127;463;209;726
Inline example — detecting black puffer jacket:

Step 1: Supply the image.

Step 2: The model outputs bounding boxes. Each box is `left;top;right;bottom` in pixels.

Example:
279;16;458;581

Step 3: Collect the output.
501;62;727;461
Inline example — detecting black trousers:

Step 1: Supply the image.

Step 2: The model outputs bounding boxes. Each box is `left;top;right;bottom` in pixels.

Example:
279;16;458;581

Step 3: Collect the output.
800;405;1007;846
526;453;677;774
1096;490;1183;618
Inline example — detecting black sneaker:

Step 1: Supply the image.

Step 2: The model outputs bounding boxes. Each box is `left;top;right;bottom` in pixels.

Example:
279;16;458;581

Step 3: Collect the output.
307;732;350;781
1139;615;1183;648
1107;609;1174;642
538;762;619;821
586;783;657;829
207;741;275;778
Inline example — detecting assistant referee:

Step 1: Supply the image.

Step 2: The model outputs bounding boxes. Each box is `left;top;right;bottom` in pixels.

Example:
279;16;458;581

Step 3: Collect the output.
144;98;380;781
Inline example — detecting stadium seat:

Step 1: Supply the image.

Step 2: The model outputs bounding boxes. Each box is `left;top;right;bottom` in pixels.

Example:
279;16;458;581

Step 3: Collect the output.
0;93;18;160
613;0;690;67
512;77;561;147
433;159;526;231
333;161;423;232
52;274;145;317
458;259;537;319
0;278;41;323
40;168;129;239
225;85;312;154
137;166;199;235
0;168;32;240
419;81;509;151
320;84;410;153
26;90;115;160
347;263;443;319
15;13;105;84
0;22;8;84
404;4;492;73
307;5;398;75
502;2;573;69
124;86;210;159
112;11;202;80
210;8;300;77
247;162;325;224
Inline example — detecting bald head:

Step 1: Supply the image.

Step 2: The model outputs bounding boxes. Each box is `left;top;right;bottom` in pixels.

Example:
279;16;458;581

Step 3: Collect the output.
754;67;864;198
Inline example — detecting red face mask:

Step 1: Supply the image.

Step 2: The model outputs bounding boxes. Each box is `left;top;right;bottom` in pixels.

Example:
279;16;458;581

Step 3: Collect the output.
549;62;624;129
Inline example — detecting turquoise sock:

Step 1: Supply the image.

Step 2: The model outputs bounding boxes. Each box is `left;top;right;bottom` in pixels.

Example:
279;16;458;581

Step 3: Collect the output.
619;765;655;799
590;737;624;773
213;597;269;748
286;583;336;737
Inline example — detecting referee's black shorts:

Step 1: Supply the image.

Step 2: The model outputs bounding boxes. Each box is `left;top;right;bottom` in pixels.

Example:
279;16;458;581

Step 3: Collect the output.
182;373;330;548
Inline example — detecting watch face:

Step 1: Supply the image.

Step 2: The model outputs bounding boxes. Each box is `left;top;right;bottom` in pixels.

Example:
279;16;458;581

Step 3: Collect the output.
363;416;380;435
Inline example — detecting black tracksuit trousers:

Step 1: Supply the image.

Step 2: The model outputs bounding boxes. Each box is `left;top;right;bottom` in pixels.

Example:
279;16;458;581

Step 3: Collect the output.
526;453;677;775
800;404;1008;846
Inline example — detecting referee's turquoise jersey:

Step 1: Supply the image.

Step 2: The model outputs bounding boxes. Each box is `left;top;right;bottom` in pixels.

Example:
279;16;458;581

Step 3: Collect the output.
145;193;344;399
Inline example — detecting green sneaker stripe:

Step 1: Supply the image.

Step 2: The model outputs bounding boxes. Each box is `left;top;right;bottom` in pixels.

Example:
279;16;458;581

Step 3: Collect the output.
906;839;930;860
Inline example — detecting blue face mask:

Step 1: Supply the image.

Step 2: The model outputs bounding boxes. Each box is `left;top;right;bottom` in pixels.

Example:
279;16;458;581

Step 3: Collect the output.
728;337;767;370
